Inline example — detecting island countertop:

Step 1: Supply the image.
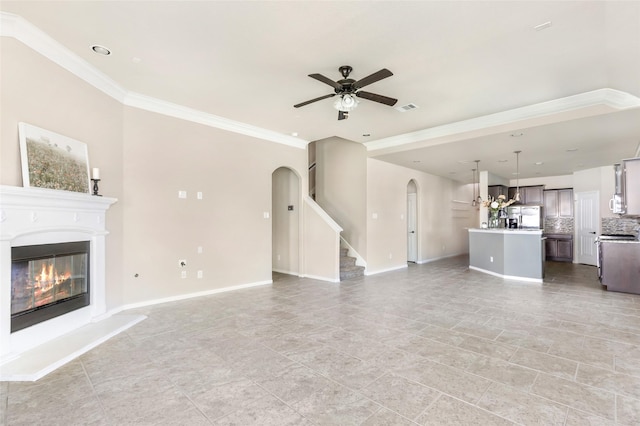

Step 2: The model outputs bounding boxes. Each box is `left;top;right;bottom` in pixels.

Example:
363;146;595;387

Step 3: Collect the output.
468;228;543;235
468;228;545;282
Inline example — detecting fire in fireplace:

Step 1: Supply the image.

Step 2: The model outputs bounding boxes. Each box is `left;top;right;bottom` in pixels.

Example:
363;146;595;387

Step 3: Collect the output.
11;241;90;332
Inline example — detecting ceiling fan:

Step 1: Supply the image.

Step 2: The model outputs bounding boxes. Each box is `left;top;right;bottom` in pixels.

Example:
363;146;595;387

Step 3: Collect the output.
294;65;398;120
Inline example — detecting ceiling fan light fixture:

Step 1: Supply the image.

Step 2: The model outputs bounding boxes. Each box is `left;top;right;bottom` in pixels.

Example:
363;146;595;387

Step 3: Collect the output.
334;94;359;112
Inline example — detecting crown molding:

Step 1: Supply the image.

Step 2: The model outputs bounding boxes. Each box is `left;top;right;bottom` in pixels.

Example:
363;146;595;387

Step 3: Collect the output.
124;93;307;149
1;12;128;103
1;12;307;150
365;88;640;152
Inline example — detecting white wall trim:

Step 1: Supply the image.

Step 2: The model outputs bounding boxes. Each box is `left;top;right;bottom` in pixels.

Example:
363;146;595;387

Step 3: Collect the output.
365;88;640;152
0;12;128;103
300;274;340;283
416;253;464;264
364;264;408;276
469;266;543;283
340;236;367;268
124;92;307;149
0;12;307;150
304;196;343;233
115;280;273;312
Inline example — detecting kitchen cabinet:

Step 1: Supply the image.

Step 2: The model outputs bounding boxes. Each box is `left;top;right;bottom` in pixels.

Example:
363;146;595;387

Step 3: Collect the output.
624;158;640;216
545;234;573;262
488;185;507;200
544;189;573;218
508;185;544;205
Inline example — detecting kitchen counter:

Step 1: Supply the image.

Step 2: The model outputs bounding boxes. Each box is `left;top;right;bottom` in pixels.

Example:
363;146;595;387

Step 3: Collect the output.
468;228;545;282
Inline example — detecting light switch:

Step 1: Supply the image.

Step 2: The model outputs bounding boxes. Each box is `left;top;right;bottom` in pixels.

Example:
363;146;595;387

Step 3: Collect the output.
263;212;270;219
197;191;203;200
178;190;187;199
372;213;378;219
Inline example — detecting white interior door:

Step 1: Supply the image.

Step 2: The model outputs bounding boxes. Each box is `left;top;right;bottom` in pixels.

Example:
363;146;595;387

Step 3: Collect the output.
407;192;417;262
575;191;599;266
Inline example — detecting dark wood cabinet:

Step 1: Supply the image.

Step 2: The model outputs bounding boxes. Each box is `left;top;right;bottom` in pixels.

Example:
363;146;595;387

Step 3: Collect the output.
545;234;573;262
488;185;507;200
543;188;573;218
508;185;544;205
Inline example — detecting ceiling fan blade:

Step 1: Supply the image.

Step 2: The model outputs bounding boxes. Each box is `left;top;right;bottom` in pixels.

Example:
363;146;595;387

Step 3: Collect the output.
338;110;348;120
356;91;398;106
353;69;393;90
309;73;342;90
294;93;336;108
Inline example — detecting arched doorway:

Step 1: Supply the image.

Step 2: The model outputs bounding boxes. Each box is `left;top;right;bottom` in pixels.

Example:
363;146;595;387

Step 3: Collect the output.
407;180;418;263
272;167;300;275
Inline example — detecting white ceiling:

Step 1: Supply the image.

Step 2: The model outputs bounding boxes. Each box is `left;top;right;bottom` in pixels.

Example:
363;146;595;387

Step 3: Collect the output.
2;1;640;183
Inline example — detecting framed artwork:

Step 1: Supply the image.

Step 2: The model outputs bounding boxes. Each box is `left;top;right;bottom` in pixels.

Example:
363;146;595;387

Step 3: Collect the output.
18;122;91;193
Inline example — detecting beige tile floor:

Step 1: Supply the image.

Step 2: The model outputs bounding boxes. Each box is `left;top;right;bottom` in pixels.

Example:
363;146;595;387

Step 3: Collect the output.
2;256;640;425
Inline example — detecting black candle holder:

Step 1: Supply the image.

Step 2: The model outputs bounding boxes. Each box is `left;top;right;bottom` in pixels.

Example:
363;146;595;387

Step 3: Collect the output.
91;178;102;196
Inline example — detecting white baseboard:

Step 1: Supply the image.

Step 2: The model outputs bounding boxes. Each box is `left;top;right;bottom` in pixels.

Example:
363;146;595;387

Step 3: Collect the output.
301;274;340;283
469;266;543;283
116;280;273;312
364;264;408;276
417;253;465;264
272;268;300;276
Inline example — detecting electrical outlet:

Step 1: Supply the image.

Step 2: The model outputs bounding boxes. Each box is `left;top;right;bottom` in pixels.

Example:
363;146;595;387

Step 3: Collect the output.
197;270;203;279
197;246;203;254
179;259;187;267
181;270;187;278
389;253;393;259
490;256;494;263
277;254;281;261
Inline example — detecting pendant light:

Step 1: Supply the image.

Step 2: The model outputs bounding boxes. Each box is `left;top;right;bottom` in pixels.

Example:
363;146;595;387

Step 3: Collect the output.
514;150;521;202
471;168;477;206
474;160;482;204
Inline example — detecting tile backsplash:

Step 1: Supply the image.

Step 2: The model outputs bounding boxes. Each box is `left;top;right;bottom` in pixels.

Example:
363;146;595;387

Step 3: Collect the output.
602;217;640;237
545;217;574;234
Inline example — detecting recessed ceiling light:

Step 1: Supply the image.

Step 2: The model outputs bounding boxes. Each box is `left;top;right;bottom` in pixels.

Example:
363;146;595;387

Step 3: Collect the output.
91;45;111;56
566;148;578;152
510;132;524;138
413;160;421;163
132;57;142;63
291;132;298;137
457;160;473;164
535;162;544;165
497;159;508;163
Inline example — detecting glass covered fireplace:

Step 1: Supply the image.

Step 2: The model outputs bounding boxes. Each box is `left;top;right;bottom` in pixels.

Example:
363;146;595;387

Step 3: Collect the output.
11;241;90;333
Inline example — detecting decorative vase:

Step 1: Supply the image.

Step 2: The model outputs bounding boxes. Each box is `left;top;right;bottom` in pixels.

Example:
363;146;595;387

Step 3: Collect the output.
489;209;500;228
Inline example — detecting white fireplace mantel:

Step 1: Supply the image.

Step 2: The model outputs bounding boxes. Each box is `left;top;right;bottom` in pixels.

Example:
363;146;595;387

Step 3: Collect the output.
0;185;117;362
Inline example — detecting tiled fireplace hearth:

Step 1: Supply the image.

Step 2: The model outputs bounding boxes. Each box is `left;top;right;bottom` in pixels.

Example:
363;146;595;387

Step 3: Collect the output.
0;185;135;379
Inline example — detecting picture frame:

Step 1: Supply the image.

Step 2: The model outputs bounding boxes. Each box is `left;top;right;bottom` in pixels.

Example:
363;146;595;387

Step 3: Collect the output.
18;122;91;194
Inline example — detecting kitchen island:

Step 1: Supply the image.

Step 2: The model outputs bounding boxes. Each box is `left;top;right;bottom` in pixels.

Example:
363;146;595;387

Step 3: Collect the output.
468;228;545;282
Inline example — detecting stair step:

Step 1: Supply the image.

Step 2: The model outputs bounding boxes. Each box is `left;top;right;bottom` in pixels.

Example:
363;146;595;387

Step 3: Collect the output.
340;256;357;268
340;266;365;281
340;248;349;257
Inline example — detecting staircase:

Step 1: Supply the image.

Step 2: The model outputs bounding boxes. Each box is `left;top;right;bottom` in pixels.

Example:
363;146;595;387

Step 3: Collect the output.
340;248;365;281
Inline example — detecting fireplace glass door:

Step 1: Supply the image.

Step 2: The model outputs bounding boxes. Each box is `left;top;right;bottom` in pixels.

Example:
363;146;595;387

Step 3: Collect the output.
11;241;90;332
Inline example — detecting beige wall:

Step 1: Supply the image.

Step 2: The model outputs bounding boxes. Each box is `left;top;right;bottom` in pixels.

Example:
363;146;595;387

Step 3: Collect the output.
121;108;306;304
366;158;473;273
315;137;367;257
1;37;308;308
1;38;126;310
